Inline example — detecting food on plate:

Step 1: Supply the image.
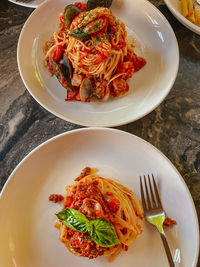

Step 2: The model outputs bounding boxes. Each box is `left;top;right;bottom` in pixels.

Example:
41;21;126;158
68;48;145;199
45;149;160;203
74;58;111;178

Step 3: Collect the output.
49;194;64;203
43;1;146;102
163;217;177;226
49;167;144;260
180;0;200;26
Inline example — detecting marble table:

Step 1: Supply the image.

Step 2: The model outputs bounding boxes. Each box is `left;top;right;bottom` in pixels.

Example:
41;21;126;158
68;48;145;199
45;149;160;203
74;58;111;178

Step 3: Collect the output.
0;0;199;265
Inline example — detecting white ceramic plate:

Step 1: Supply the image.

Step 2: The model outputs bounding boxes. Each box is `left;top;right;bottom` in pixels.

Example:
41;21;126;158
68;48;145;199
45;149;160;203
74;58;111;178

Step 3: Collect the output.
0;128;199;267
17;0;179;127
9;0;45;8
164;0;200;35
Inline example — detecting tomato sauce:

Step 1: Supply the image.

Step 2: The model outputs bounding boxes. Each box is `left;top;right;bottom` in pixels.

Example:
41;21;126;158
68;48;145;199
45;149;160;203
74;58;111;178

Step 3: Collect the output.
163;217;177;227
74;2;87;12
49;194;64;203
75;167;91;181
61;176;120;258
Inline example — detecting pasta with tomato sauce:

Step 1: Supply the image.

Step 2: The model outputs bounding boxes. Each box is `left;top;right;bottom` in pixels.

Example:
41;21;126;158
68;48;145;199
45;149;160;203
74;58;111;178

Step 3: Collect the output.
43;2;146;102
50;167;144;260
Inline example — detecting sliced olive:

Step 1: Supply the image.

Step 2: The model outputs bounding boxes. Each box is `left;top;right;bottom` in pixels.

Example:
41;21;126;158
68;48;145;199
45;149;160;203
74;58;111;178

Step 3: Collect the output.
64;4;81;29
87;0;113;11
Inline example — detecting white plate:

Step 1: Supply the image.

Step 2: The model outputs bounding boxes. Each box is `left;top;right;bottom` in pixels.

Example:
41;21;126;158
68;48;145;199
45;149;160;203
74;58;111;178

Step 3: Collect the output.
17;0;179;127
9;0;45;8
0;128;199;267
164;0;200;35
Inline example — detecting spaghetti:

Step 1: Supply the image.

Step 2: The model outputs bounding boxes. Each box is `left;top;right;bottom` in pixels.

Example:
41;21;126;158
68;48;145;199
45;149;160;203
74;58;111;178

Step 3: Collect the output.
51;167;144;260
44;2;146;102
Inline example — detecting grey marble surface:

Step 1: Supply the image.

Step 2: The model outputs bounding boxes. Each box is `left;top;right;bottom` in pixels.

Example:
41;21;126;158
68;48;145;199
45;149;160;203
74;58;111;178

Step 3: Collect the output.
0;0;200;265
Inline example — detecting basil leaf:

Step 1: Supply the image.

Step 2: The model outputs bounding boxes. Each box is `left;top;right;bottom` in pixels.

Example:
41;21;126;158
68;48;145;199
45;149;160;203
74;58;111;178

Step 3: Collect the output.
88;217;120;247
87;0;113;10
56;209;120;248
56;208;89;233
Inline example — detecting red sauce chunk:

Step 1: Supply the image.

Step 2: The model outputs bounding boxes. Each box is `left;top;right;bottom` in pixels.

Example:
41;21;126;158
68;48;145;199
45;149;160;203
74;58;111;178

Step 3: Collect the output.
75;167;91;181
106;193;120;213
163;217;177;227
49;194;64;203
68;231;106;259
74;2;87;12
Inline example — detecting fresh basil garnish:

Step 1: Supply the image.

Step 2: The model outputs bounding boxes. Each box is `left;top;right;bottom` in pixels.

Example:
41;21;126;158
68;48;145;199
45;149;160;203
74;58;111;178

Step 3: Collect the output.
56;208;120;247
87;0;113;11
88;218;120;247
56;208;88;233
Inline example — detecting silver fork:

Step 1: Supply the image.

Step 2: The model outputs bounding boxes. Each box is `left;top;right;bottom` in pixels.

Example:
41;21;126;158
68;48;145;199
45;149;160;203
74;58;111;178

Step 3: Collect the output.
140;174;175;267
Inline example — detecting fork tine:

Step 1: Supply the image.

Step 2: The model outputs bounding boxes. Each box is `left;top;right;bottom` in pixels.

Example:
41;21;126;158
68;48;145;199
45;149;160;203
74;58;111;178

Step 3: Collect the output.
144;175;151;209
148;174;157;208
140;176;147;211
152;174;162;208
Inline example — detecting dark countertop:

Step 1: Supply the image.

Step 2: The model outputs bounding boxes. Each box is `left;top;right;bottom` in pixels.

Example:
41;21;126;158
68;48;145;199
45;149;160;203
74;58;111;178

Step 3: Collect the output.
0;0;200;265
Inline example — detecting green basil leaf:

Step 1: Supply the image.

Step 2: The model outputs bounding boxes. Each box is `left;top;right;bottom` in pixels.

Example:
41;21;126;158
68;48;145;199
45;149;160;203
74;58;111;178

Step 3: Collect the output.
87;0;113;10
88;217;120;247
56;208;89;233
64;5;81;29
56;209;120;247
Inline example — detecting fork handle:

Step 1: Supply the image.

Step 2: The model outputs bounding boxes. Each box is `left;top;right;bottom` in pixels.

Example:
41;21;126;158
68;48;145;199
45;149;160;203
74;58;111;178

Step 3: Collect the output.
160;233;175;267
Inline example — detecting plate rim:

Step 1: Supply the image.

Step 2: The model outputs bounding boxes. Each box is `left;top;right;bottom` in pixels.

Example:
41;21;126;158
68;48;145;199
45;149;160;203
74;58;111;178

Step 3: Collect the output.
0;127;199;266
17;0;180;127
164;0;200;35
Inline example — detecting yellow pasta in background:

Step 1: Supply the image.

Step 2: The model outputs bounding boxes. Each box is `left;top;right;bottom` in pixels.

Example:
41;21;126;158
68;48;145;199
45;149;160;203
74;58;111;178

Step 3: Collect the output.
194;7;200;25
180;0;200;26
181;0;188;17
187;0;194;16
